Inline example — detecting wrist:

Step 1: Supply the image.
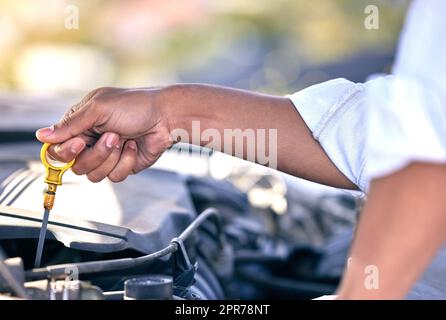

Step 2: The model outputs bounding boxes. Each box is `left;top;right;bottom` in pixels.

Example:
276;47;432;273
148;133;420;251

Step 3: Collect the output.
156;84;187;135
156;84;213;146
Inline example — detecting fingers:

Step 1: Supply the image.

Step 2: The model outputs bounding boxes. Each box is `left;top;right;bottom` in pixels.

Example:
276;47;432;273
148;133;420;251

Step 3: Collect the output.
108;140;137;183
72;132;120;175
45;132;137;184
84;139;137;183
46;137;86;163
86;140;123;183
36;98;99;144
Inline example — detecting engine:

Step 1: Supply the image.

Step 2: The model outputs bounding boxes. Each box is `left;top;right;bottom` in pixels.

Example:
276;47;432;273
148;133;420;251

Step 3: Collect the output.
0;141;358;300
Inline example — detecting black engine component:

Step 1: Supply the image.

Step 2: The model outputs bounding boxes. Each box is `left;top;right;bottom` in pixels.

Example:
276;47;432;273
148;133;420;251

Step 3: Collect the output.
124;275;173;300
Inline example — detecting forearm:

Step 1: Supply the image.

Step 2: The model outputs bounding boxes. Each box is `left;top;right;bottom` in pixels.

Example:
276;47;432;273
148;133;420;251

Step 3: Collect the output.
337;162;446;299
159;83;356;189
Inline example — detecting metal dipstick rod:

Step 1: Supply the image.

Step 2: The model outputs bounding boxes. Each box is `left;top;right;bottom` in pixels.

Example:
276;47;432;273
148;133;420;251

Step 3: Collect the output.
34;143;75;268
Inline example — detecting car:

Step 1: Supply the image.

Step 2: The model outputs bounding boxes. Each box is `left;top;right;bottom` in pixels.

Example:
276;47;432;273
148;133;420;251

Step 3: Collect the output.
0;94;360;300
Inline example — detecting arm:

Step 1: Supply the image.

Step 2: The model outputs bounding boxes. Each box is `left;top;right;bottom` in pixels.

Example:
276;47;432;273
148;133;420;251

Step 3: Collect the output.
337;0;446;299
36;84;356;189
337;162;446;299
162;84;355;188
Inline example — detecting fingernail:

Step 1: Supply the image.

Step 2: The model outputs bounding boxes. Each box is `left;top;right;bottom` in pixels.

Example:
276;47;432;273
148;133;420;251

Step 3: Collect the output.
54;144;62;154
71;140;85;154
105;134;119;148
36;126;54;138
128;141;137;150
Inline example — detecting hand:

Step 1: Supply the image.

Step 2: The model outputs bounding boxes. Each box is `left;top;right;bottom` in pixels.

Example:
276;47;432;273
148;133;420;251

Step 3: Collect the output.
36;87;173;183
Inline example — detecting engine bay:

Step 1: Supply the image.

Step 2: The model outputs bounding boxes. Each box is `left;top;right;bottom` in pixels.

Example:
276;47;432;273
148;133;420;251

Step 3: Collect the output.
3;138;446;300
0;142;358;300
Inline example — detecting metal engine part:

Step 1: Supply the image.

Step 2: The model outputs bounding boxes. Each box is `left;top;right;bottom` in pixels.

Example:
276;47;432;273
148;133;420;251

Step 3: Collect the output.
25;279;104;300
124;275;173;300
0;257;103;300
0;160;196;258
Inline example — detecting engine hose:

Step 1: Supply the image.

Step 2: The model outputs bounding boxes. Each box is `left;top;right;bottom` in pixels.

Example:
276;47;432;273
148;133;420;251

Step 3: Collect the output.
25;208;223;280
237;265;337;298
195;257;225;299
192;272;217;300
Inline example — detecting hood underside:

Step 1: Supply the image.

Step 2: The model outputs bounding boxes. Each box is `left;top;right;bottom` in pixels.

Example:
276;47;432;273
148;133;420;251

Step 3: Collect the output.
0;147;195;254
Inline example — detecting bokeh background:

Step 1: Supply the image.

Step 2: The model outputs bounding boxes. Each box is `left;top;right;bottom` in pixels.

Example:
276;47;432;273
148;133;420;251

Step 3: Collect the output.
0;0;408;98
0;0;416;269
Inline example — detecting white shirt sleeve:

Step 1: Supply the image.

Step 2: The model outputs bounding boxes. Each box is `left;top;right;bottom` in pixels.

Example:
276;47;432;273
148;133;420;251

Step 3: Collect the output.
286;78;368;191
365;0;446;181
286;0;446;192
393;0;446;93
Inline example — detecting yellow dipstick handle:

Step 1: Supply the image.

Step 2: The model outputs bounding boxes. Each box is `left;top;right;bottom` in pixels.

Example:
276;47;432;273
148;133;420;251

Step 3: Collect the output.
40;143;75;210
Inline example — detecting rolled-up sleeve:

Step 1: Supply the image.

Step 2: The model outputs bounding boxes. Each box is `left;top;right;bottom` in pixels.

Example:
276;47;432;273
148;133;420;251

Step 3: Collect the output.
285;0;446;193
286;78;368;191
364;0;446;182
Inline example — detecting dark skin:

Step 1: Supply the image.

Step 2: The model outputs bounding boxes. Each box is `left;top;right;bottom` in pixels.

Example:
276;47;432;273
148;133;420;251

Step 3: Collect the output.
337;162;446;299
37;85;355;187
36;84;446;299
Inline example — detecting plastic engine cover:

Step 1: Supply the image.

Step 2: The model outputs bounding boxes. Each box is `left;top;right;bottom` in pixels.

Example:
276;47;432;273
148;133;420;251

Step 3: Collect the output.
0;142;196;254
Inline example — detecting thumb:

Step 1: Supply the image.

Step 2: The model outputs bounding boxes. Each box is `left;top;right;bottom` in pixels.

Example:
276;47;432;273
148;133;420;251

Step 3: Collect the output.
36;106;97;144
